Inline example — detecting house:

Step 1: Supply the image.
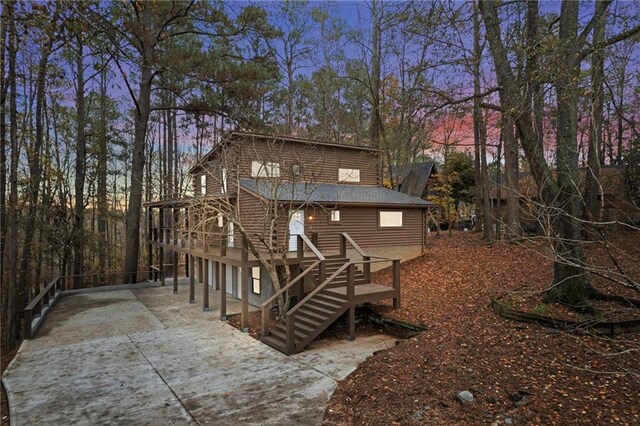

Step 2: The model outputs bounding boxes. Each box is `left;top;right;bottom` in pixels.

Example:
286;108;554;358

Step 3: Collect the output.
488;165;639;233
145;132;432;354
395;162;438;199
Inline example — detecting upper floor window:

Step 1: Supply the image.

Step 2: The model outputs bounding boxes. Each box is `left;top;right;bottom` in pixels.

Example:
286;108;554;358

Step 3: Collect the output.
251;267;261;294
252;161;280;178
221;168;227;193
330;210;341;223
199;174;206;196
379;211;403;228
338;168;360;183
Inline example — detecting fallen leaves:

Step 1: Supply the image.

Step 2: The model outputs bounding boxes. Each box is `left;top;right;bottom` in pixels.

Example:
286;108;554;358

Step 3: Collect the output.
324;231;640;425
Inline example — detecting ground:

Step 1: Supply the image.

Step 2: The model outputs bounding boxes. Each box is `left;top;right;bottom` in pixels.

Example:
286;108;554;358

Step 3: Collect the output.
324;231;640;425
1;281;396;425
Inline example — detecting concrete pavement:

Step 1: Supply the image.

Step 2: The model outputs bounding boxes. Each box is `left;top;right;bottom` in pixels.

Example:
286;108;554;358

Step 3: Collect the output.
2;280;396;425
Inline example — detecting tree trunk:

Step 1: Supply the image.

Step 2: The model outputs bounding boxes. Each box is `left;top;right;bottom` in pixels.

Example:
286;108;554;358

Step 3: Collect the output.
583;0;606;226
503;116;521;238
5;1;18;349
544;1;592;307
123;3;155;284
72;35;86;289
18;6;58;314
473;1;492;242
97;55;108;278
369;0;382;149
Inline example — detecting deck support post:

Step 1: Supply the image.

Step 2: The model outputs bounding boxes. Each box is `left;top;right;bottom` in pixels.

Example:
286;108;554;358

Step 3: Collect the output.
346;263;355;341
219;262;227;320
393;259;401;309
241;266;250;332
159;207;165;286
203;259;210;311
214;261;220;290
172;206;179;293
197;257;203;284
189;255;195;303
339;234;347;258
147;207;153;282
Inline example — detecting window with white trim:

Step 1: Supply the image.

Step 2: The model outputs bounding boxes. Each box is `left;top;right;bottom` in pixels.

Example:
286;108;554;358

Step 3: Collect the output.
217;213;224;228
330;210;341;222
338;168;360;183
251;267;261;294
199;175;206;196
227;221;234;247
379;211;403;228
221;168;227;193
251;161;281;178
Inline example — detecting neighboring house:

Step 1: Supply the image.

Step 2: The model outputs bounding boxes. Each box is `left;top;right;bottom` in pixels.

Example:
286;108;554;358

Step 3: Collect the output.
488;165;639;232
145;132;432;354
394;162;438;199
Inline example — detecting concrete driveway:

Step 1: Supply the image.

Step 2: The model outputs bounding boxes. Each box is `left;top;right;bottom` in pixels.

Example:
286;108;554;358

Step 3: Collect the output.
2;281;395;425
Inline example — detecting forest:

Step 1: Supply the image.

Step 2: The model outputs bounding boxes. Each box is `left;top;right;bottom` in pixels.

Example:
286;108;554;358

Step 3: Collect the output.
1;0;639;358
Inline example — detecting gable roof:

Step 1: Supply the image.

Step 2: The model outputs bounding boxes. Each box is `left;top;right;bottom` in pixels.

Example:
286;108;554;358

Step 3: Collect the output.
397;162;437;197
239;179;432;208
190;131;379;174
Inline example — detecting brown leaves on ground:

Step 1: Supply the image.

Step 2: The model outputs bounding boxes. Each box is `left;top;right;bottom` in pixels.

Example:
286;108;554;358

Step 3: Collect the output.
324;231;640;425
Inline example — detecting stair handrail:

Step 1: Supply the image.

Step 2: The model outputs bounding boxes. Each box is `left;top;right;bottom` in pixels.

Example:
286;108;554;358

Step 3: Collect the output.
340;232;373;281
261;260;320;337
261;233;326;337
285;261;352;352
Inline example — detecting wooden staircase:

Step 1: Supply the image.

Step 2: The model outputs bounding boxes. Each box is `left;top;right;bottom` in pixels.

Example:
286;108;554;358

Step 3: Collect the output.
260;233;400;355
261;287;349;354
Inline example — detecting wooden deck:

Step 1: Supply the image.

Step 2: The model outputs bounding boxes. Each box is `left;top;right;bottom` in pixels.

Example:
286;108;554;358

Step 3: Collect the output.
325;283;398;304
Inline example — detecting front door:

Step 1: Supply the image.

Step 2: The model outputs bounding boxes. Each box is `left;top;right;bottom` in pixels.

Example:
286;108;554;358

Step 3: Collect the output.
289;210;305;252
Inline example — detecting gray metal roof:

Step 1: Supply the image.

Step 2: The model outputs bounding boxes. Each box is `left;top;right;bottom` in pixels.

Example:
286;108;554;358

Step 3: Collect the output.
397;162;437;198
240;179;432;207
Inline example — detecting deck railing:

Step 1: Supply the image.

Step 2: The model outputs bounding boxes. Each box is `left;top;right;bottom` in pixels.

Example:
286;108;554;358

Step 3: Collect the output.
261;234;326;338
23;276;63;339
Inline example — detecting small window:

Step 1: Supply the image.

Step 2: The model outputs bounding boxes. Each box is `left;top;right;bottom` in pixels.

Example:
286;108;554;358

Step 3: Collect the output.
379;211;403;228
291;164;301;179
217;214;224;228
251;266;261;294
252;161;280;178
227;221;234;247
330;210;341;222
338;168;360;183
199;175;206;195
221;168;227;193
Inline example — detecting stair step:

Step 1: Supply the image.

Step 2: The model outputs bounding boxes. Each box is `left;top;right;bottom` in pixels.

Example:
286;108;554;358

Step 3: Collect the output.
262;335;287;352
295;313;325;329
296;308;329;324
314;292;347;305
270;325;306;343
304;301;340;317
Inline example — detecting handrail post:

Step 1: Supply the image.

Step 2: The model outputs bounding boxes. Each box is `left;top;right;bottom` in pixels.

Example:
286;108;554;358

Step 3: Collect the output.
347;263;355;301
347;263;355;341
297;234;303;259
318;260;326;286
363;256;371;281
393;259;401;309
24;308;32;339
286;315;295;355
262;305;269;338
339;233;347;258
311;231;318;248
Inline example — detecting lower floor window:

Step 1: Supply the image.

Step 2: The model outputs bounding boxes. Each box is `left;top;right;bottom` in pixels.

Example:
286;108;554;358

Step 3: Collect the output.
251;266;261;294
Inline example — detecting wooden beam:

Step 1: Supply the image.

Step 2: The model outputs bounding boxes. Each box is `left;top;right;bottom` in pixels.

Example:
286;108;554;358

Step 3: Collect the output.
220;263;227;320
203;259;210;311
393;259;401;309
173;250;179;294
241;266;250;332
189;255;195;303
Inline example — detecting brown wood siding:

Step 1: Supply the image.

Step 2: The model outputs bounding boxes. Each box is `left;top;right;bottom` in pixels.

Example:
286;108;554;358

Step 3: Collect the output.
198;137;380;195
305;206;424;251
237;190;290;252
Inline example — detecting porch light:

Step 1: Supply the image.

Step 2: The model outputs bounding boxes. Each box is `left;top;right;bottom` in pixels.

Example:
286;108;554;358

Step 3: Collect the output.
308;214;314;221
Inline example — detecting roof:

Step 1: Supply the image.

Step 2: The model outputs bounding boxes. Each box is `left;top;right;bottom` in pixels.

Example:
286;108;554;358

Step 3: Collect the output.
239;179;433;208
190;131;379;174
488;166;627;200
397;162;437;197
